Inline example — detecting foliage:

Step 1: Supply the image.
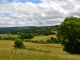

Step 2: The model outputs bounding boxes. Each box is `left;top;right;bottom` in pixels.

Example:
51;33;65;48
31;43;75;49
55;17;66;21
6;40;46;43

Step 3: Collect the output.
57;16;80;54
20;33;34;39
16;26;56;40
14;38;25;49
0;26;36;34
0;26;57;41
46;37;60;43
17;26;56;36
31;40;46;44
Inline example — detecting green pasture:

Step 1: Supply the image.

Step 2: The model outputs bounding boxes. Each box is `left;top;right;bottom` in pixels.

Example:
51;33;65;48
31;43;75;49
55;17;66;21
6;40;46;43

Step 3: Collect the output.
32;35;56;41
0;40;80;60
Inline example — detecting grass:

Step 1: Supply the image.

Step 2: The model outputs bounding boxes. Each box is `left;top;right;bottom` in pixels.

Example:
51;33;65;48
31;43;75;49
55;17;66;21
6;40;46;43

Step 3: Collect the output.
31;35;56;41
0;34;56;42
0;34;19;37
0;40;80;60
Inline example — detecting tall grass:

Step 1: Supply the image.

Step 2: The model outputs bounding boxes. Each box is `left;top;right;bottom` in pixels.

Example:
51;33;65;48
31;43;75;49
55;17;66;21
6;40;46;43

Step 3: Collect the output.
0;40;80;60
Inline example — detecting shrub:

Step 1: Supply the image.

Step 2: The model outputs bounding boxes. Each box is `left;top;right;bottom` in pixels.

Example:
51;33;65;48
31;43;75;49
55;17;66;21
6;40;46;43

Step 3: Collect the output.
20;34;34;39
14;38;25;49
46;37;60;43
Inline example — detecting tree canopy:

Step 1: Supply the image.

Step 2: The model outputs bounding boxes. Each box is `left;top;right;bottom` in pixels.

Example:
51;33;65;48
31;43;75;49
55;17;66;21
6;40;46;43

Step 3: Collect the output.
57;16;80;54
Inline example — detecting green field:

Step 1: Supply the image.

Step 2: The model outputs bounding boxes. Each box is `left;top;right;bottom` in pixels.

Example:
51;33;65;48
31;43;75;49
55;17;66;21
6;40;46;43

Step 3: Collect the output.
0;34;19;37
0;34;57;42
32;35;56;41
0;40;80;60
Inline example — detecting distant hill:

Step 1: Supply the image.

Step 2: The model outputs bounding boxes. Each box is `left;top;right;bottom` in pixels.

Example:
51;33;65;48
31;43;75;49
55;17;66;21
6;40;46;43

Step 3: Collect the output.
0;26;37;34
0;26;58;34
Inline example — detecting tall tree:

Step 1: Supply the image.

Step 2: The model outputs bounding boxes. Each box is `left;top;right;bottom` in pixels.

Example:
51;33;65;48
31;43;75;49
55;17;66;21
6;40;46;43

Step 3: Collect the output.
57;16;80;54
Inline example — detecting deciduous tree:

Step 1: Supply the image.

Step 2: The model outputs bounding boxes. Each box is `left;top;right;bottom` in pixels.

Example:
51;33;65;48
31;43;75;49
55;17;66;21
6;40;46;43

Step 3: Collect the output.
57;16;80;54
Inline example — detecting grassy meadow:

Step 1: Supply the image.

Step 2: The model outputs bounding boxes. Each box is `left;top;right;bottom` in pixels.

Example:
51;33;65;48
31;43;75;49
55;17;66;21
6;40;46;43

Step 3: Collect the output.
32;35;56;41
0;40;80;60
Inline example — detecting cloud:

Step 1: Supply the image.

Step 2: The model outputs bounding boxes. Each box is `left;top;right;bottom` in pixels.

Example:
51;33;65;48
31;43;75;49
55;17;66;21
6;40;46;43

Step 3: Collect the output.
0;0;80;27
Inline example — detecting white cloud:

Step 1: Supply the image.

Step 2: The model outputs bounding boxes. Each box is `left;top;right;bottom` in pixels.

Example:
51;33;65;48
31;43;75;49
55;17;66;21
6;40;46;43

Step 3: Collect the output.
0;0;80;27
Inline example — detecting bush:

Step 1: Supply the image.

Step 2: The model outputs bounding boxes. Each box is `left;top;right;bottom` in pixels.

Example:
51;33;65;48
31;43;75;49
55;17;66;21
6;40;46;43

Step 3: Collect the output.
14;38;26;49
31;40;46;44
20;34;34;39
46;37;60;43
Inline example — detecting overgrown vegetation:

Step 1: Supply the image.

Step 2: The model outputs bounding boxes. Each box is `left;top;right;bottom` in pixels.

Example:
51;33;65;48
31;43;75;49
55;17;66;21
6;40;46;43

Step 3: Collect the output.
17;26;56;38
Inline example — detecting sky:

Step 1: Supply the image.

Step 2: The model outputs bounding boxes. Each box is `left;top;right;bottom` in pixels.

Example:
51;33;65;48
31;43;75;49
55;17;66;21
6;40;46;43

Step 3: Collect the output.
0;0;80;27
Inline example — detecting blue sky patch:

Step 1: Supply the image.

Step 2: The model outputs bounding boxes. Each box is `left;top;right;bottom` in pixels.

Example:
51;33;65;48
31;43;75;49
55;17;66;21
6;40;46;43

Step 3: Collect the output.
27;0;41;3
0;0;41;4
0;1;5;4
4;12;11;17
8;0;13;2
7;0;26;3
